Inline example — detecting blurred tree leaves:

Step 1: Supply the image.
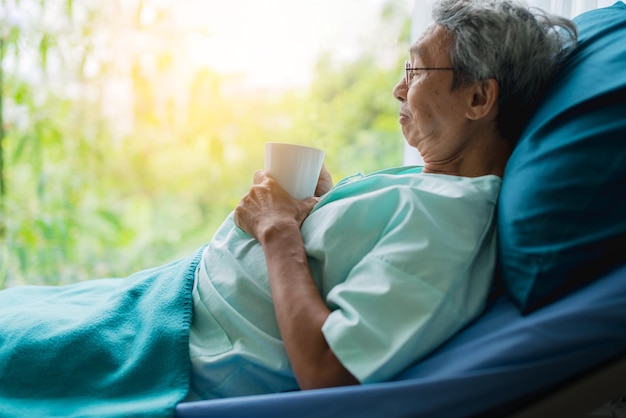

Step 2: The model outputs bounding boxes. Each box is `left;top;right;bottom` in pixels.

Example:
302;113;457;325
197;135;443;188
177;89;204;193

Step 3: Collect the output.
0;0;411;288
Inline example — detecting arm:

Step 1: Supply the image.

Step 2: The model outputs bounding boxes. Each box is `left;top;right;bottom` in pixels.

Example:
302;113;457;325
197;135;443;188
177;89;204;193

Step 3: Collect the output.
234;170;358;390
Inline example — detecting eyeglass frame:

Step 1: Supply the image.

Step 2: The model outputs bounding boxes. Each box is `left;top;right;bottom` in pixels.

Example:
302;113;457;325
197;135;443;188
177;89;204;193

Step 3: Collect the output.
405;61;455;84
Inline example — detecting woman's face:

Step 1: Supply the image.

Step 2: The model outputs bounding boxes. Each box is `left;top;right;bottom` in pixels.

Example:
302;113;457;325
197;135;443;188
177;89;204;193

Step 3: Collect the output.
393;24;476;165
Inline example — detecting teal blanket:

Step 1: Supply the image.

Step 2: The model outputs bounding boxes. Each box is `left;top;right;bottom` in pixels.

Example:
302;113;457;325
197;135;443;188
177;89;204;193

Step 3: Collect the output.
0;246;204;418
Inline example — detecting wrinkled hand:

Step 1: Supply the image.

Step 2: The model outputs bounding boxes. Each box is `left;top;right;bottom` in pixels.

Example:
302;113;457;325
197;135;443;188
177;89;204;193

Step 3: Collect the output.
234;170;318;242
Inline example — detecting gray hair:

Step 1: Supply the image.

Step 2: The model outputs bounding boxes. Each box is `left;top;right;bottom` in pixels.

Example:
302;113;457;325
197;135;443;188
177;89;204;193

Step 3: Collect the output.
432;0;578;142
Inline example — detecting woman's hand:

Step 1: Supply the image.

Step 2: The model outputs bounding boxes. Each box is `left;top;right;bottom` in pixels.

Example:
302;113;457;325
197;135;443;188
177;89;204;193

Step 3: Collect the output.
234;170;318;243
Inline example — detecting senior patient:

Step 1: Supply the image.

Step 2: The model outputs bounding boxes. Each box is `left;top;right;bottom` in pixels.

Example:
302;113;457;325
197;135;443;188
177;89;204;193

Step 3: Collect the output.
190;0;578;399
0;0;577;414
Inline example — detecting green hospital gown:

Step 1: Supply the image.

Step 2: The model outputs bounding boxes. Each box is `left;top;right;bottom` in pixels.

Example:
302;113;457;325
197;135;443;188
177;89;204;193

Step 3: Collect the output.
189;166;502;399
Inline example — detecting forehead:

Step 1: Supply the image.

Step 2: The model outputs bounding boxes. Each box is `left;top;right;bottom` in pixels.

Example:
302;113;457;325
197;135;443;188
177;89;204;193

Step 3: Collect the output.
409;24;452;64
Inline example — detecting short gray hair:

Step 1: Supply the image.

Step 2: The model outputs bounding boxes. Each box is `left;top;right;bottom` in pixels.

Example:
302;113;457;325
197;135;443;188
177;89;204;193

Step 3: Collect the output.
432;0;578;142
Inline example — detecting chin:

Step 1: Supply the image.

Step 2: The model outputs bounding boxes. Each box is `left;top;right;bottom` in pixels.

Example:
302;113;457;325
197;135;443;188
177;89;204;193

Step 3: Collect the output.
403;135;419;150
401;127;413;143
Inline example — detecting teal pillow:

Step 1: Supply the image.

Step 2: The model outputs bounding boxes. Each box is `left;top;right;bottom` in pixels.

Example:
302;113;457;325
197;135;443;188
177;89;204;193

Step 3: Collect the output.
498;1;626;313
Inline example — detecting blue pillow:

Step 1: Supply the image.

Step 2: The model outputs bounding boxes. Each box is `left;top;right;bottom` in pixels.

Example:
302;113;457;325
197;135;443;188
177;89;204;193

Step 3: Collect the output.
498;1;626;313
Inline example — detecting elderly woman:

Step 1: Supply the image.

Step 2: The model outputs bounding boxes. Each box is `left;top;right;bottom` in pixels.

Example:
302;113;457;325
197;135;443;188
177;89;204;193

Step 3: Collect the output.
0;0;577;416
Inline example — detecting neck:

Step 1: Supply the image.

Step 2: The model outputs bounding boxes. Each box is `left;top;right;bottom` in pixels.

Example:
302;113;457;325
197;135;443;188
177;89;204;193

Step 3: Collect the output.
422;133;513;178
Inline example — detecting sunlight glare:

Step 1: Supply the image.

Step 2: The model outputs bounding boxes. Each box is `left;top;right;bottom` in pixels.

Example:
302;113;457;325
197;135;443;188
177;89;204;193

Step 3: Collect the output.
175;0;388;89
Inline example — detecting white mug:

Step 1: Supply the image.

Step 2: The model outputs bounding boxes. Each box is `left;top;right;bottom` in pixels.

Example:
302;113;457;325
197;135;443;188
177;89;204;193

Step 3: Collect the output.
265;142;325;199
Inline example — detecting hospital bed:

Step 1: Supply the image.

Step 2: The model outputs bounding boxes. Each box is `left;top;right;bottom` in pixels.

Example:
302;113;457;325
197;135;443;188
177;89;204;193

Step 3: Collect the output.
176;265;626;417
176;2;626;417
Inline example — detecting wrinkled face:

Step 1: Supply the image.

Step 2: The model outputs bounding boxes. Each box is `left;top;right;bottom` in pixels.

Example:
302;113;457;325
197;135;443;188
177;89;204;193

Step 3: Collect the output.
393;24;475;164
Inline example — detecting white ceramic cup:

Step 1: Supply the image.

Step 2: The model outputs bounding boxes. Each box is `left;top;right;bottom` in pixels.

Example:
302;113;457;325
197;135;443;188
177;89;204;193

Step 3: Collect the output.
265;142;325;200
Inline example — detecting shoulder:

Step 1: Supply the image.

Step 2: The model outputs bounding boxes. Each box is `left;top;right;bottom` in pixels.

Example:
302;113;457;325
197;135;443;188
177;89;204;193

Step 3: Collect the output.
315;169;501;212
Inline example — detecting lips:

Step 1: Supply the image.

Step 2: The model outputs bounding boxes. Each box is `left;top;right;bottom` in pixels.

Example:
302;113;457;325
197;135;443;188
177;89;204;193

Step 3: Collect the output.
399;110;411;124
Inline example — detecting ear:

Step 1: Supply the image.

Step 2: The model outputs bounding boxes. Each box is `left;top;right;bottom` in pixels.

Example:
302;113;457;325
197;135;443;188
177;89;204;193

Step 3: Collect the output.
466;78;499;121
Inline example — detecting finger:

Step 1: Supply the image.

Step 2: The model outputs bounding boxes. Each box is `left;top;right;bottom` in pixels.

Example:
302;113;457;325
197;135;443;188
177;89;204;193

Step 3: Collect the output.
301;196;320;213
253;170;266;185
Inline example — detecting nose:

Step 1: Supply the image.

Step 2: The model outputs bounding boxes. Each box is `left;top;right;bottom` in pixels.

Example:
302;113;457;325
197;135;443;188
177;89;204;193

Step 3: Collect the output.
393;76;407;103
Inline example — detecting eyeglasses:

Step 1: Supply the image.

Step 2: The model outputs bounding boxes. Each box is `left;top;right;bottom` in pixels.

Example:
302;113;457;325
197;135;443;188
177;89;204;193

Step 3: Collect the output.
405;61;455;84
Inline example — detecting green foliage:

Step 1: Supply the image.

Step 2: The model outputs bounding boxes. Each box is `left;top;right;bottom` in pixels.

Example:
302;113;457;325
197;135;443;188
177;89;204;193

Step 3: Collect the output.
0;0;411;288
293;53;405;180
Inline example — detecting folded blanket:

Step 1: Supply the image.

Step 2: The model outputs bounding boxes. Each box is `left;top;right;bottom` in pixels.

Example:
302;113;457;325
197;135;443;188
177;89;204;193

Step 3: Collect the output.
0;246;205;418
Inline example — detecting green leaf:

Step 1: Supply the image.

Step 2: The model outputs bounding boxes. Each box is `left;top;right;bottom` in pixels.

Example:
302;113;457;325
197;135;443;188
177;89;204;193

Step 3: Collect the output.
39;34;49;70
